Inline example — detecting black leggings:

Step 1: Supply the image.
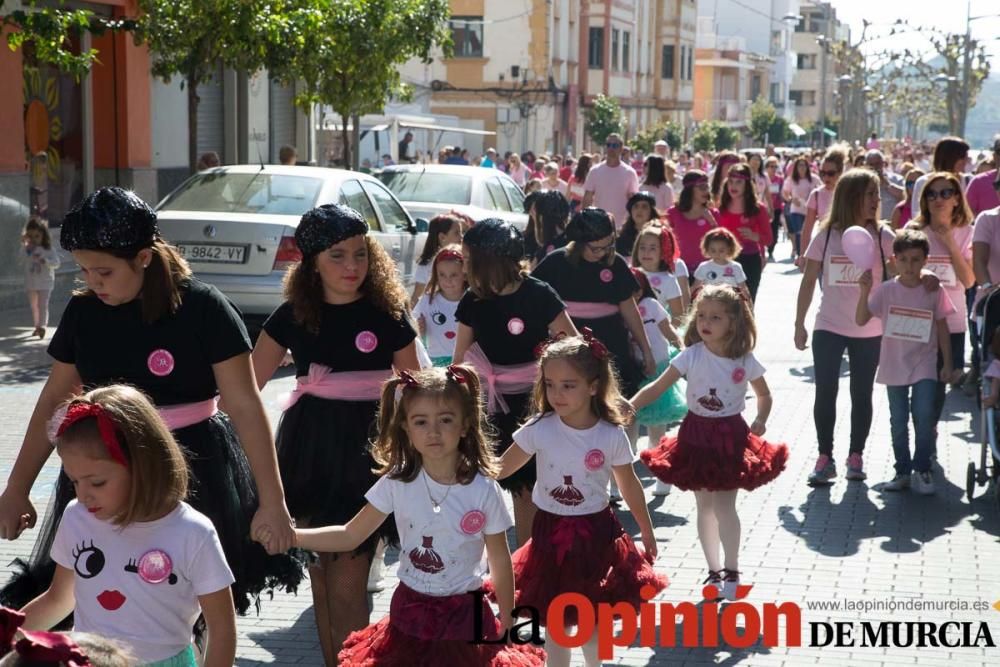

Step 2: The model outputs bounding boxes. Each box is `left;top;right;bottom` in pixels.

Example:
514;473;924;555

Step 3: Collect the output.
768;209;783;255
932;331;967;425
737;252;763;302
812;330;881;456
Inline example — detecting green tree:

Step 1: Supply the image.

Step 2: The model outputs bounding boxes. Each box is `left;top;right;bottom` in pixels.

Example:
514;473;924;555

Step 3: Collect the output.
714;124;739;151
748;97;778;144
270;0;451;169
631;119;684;154
691;122;718;152
767;116;790;145
585;94;625;147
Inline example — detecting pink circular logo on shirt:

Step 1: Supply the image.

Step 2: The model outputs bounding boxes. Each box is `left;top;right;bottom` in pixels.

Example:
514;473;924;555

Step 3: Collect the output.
638;305;647;317
460;510;487;535
547;244;555;253
147;349;174;377
136;549;173;584
584;449;606;471
600;269;613;283
355;331;378;353
444;331;456;339
650;275;662;287
732;367;746;383
697;219;706;227
507;317;525;335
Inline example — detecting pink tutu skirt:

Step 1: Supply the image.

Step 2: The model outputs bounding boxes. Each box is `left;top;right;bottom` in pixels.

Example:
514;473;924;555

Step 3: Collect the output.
640;411;788;491
339;582;545;666
506;507;667;628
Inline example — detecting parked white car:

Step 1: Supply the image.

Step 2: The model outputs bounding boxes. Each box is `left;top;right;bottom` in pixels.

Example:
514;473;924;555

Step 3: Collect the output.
155;165;423;317
377;164;529;230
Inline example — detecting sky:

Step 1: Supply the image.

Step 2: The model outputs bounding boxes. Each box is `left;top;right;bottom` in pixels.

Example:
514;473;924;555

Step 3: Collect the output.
831;0;1000;63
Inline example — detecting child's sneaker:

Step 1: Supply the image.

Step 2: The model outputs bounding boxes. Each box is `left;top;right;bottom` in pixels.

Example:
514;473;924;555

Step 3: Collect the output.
653;480;672;496
807;455;836;486
703;569;723;598
912;470;936;495
720;569;741;601
881;474;910;492
845;452;866;481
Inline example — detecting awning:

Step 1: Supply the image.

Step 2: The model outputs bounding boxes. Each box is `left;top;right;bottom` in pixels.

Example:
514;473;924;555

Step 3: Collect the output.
823;128;837;137
789;123;806;137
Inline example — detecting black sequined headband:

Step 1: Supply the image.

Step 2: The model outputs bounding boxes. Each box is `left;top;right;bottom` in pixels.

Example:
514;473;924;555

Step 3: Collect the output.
294;204;369;258
60;186;159;252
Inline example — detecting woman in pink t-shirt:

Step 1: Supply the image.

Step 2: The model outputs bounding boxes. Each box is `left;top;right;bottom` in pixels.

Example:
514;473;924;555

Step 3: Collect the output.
765;157;785;259
905;172;976;430
716;163;772;302
666;170;719;283
794;169;896;486
782;158;821;261
799;145;849;260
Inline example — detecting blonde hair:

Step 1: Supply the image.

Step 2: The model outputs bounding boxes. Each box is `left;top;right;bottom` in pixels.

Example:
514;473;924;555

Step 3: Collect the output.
373;366;498;483
531;335;626;426
912;171;973;229
683;285;756;359
54;385;189;526
822;168;881;232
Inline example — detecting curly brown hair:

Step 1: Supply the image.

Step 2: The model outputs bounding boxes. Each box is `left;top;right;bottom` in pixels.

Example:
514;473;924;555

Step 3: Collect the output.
373;365;499;483
283;236;409;333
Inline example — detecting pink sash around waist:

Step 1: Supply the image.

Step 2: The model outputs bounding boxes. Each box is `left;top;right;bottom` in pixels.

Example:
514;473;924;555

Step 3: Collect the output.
157;398;219;431
463;343;537;414
280;363;392;410
564;301;619;319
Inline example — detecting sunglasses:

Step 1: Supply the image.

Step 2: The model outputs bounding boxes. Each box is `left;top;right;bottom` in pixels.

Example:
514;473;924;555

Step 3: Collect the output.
925;188;957;201
606;142;622;149
819;169;839;178
765;164;777;169
586;240;615;255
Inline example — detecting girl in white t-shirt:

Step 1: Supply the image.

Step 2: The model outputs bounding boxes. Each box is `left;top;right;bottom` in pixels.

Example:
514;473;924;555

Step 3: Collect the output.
632;286;787;602
413;244;466;366
693;227;750;299
410;213;464;306
290;366;544;666
499;334;667;667
631;225;690;327
21;385;236;667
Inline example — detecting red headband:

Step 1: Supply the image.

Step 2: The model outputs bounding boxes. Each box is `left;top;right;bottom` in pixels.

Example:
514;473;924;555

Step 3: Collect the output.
687;177;709;187
727;172;750;181
435;248;464;264
56;403;128;468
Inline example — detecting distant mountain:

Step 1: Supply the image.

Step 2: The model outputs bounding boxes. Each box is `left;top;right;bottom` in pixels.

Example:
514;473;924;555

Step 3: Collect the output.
967;74;999;147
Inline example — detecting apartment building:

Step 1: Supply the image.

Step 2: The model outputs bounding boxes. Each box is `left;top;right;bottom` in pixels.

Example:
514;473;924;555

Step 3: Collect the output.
789;0;850;126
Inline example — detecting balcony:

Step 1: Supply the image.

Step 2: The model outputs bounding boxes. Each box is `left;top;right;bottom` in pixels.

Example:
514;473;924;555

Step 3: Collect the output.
693;98;751;123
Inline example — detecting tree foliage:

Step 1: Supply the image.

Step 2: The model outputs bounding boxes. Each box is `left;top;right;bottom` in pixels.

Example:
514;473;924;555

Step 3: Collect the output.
631;119;684;154
748;97;780;144
585;94;625;147
714;124;739;151
691;122;718;152
269;0;452;169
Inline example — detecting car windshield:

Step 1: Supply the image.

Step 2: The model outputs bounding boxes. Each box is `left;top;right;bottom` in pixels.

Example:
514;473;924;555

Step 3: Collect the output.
158;172;324;215
378;171;472;205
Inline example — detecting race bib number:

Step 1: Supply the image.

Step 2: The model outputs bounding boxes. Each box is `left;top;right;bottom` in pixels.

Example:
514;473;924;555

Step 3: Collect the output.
769;183;780;194
925;256;957;288
884;306;933;344
826;256;864;287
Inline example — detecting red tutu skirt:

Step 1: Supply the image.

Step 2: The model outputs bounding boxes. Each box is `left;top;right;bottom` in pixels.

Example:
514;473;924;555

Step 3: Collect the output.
507;507;667;628
640;412;788;491
339;582;545;666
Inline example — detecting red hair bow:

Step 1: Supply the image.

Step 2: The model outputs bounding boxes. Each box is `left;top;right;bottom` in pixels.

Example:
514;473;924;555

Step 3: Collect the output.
398;370;420;388
445;365;467;384
580;327;609;360
56;403;128;468
533;331;568;359
16;630;92;667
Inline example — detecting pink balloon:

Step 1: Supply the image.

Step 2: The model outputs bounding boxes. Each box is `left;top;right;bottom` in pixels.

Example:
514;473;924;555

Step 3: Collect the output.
842;226;875;270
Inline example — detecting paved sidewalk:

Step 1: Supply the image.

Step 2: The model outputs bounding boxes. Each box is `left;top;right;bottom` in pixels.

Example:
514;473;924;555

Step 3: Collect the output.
1;248;998;665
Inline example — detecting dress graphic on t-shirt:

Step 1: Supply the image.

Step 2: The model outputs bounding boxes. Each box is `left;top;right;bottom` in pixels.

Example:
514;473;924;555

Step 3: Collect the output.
409;536;446;574
697;389;724;412
550;475;585;506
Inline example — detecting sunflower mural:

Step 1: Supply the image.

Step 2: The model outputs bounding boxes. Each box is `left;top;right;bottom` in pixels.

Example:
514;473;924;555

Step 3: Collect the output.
23;65;63;184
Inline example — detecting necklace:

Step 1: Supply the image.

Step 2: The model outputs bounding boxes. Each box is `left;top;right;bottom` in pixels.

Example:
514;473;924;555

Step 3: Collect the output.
422;469;454;513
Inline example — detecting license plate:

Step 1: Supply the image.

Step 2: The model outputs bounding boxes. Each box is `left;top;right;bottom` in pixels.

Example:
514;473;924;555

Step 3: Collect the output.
176;243;248;264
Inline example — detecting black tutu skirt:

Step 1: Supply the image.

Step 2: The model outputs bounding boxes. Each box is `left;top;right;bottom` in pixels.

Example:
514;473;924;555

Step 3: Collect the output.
275;394;397;557
489;392;535;495
339;582;545;666
1;413;307;617
571;313;643;397
503;507;667;628
640;412;788;492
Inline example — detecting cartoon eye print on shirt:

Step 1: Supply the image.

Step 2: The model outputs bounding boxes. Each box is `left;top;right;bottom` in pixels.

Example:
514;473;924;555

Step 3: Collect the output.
707;270;719;280
431;311;447;326
124;549;177;585
72;541;105;579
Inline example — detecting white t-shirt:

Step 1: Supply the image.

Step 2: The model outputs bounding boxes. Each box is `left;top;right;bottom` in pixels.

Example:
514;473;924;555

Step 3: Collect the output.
514;414;634;515
413;293;460;358
414;261;432;286
671;342;765;418
583;162;640;229
637;297;673;365
51;501;234;663
366;472;512;596
644;261;688;310
694;259;746;287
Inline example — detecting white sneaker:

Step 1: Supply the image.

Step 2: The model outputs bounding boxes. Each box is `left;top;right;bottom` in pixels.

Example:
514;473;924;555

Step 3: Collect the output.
367;540;386;592
881;474;910;492
912;471;936;495
721;569;741;601
653;480;672;496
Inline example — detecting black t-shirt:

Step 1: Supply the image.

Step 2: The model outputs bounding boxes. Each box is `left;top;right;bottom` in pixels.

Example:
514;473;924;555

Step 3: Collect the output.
615;227;637;257
48;280;251;406
532;248;638;305
533;233;569;265
455;276;565;365
263;298;417;376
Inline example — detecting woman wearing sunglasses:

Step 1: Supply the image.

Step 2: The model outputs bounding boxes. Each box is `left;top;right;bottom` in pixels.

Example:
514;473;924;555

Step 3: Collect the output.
892;169;925;229
906;173;975;434
666;170;720;284
799;145;850;264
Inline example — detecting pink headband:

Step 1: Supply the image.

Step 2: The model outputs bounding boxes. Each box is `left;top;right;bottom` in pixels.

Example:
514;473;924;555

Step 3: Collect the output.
686;177;709;187
727;173;750;182
56;403;128;468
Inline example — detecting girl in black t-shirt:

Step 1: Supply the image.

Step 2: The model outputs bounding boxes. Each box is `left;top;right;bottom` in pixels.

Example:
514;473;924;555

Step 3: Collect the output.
251;204;419;665
530;189;570;268
0;187;302;617
453;219;576;547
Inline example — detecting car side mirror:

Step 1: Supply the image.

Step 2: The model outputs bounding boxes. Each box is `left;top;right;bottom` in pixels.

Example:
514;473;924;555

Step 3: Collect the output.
414;218;429;233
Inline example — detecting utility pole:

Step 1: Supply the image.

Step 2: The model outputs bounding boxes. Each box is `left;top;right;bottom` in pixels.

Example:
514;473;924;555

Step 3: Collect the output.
816;3;831;147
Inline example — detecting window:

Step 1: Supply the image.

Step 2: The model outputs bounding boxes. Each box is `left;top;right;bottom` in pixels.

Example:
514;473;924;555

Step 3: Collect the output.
622;32;630;72
770;82;782;105
661;44;675;79
751;75;761;101
612;29;619;70
681;45;693;80
588;27;604;69
484;178;512;212
797;54;817;70
450;16;483;58
499;177;525;211
338;180;380;231
362;181;412;231
789;90;816;107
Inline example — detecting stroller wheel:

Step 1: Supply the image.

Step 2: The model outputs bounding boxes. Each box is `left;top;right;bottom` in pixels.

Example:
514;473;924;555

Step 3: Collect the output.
967;462;977;502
